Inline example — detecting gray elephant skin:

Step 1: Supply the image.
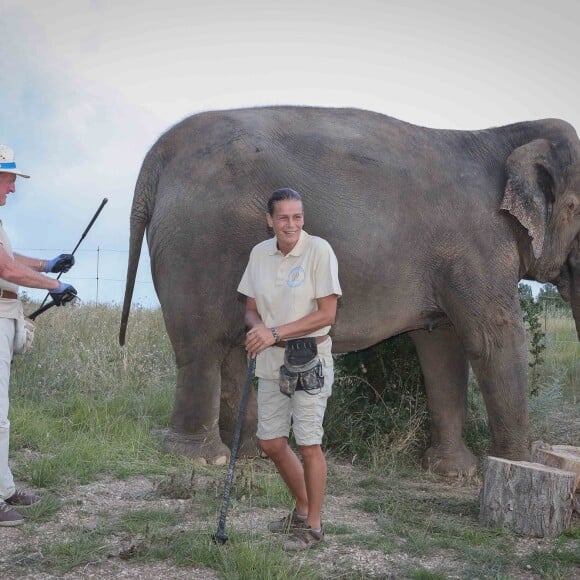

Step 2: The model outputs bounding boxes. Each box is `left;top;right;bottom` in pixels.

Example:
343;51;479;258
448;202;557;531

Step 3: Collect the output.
120;106;580;476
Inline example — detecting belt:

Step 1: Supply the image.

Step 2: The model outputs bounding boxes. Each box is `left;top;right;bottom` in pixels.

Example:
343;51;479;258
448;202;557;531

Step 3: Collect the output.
0;289;17;300
274;335;328;348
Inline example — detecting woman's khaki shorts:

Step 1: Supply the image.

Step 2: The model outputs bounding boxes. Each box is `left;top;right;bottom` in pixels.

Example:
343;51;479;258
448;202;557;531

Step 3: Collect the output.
256;356;334;447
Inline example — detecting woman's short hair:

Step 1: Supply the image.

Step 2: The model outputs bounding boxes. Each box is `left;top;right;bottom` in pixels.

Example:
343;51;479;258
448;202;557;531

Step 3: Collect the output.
267;187;302;215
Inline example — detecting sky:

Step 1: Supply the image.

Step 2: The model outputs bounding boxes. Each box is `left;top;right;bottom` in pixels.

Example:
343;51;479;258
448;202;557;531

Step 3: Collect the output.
1;0;578;307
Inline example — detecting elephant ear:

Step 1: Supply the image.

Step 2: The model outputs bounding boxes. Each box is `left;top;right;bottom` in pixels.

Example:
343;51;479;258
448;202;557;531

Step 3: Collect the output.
500;139;561;259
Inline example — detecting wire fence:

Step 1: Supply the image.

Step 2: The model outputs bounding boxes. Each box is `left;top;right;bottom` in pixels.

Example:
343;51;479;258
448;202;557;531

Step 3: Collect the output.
12;249;580;341
537;296;578;346
14;247;157;307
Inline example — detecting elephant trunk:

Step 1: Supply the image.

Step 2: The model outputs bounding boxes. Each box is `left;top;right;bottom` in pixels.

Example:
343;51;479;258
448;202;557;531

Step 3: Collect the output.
570;243;580;341
572;271;580;341
556;237;580;341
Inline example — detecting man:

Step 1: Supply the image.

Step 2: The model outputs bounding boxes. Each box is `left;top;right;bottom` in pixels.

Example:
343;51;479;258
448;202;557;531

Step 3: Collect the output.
0;144;77;527
238;187;341;551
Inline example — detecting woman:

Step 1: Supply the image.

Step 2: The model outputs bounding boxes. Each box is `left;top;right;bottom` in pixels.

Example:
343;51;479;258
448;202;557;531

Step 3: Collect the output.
237;187;341;551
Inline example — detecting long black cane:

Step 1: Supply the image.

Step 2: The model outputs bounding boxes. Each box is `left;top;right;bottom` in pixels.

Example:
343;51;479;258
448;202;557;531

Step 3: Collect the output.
213;356;256;545
38;197;109;308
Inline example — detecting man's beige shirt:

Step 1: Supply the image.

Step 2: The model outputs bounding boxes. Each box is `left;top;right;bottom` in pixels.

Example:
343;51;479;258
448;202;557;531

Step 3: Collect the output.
237;230;342;379
0;221;21;319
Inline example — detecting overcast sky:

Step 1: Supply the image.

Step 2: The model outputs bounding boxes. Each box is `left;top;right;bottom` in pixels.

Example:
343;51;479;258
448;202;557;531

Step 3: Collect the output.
1;0;578;307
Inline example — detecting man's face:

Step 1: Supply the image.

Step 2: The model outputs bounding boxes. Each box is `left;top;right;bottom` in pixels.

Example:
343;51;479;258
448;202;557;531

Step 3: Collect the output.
0;173;16;206
267;199;304;251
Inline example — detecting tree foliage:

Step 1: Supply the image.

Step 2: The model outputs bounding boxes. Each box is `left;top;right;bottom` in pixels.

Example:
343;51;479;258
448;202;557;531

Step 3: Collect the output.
518;283;546;395
326;334;427;462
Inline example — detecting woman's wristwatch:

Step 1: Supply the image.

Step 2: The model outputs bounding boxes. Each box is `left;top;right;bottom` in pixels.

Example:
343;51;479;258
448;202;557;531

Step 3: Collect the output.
270;327;281;343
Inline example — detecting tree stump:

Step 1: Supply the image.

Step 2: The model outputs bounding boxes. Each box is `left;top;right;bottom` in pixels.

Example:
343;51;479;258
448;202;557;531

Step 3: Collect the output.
531;441;580;492
479;456;576;537
531;442;580;517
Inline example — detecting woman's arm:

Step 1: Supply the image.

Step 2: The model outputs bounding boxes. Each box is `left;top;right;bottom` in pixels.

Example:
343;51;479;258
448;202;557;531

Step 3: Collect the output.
244;294;338;357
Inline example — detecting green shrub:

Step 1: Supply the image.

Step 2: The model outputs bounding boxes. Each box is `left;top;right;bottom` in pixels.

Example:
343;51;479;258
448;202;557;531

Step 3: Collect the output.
327;334;428;465
518;283;546;395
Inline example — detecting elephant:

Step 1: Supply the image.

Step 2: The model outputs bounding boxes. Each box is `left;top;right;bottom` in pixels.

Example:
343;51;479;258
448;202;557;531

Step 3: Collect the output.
120;106;580;477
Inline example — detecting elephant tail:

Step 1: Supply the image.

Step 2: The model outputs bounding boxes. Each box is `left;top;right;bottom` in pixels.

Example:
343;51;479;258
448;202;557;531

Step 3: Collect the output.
119;148;162;345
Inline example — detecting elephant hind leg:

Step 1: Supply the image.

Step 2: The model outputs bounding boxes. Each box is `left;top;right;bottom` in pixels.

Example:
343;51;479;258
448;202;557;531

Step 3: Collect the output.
163;351;231;465
410;325;477;477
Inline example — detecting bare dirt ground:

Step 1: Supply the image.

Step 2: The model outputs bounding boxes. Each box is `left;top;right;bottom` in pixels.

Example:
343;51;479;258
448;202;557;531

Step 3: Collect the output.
1;459;578;580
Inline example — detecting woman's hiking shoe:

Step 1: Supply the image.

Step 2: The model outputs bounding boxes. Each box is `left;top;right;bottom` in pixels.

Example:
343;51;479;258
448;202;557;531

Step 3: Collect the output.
283;526;324;551
268;509;308;534
5;489;39;507
0;502;24;527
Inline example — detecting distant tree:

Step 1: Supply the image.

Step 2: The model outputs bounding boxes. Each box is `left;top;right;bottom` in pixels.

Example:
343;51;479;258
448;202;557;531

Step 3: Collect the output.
518;283;545;395
518;283;533;301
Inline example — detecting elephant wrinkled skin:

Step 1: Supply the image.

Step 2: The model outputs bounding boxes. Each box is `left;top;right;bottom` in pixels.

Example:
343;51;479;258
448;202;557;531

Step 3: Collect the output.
120;107;580;476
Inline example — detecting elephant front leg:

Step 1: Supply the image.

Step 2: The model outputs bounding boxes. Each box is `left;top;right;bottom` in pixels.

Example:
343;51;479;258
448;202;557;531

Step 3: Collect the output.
163;355;231;464
410;326;476;477
466;323;530;462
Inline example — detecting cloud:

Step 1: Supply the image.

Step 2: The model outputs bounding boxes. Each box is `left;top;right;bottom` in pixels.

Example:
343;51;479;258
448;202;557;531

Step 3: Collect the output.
1;4;164;305
1;0;578;307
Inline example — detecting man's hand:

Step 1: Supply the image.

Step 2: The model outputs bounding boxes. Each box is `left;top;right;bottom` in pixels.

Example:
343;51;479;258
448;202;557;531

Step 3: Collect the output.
49;282;78;305
245;324;277;358
45;254;75;273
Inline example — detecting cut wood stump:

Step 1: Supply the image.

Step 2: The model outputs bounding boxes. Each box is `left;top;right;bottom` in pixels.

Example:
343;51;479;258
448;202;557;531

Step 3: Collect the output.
479;456;576;537
531;441;580;493
531;442;580;517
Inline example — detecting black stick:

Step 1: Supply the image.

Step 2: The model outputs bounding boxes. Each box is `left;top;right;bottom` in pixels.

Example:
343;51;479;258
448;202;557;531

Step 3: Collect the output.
39;198;109;308
213;356;256;545
28;300;57;321
68;197;109;257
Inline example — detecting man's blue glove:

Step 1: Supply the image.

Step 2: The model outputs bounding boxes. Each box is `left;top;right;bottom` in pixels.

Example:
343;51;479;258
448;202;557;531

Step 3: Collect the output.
49;282;78;306
45;254;75;273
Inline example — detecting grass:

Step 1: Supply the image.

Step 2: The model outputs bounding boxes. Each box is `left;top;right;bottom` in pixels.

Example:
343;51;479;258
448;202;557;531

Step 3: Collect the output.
11;303;188;490
1;302;578;579
541;310;579;404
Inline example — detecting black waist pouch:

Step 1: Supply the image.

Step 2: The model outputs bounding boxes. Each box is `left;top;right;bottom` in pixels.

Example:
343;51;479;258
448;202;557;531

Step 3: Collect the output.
279;338;324;398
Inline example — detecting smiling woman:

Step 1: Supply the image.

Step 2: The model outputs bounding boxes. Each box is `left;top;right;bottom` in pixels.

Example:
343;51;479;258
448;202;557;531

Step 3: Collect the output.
237;186;342;550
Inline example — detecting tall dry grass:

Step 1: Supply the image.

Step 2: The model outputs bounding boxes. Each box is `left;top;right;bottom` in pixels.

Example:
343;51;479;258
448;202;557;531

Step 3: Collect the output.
10;303;184;489
8;302;579;484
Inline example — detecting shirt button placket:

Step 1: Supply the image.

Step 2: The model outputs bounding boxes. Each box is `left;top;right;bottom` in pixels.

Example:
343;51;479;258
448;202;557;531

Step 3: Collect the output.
276;258;287;287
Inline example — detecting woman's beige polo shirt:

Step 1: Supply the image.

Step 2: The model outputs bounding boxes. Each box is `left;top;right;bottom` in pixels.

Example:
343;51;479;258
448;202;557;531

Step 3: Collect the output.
237;230;342;379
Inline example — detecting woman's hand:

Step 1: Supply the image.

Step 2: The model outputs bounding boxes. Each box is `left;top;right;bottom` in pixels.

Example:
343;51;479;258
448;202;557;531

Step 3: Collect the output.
245;324;277;357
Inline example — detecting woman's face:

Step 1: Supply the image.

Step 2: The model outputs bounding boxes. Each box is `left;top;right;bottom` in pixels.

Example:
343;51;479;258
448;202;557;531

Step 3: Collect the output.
267;199;304;252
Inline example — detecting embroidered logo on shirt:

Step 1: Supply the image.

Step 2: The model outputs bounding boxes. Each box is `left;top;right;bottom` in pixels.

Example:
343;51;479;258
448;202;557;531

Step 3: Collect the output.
287;266;305;287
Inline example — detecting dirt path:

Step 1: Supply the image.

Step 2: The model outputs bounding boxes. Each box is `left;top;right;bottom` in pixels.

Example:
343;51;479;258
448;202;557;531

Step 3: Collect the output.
1;460;577;579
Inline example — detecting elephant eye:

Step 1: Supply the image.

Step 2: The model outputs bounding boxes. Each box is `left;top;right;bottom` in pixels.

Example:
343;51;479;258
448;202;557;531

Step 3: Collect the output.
536;165;555;205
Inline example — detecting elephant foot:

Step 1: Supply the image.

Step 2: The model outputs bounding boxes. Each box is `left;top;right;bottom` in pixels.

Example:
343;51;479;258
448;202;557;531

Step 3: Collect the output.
489;443;530;462
162;429;230;465
220;428;260;458
238;435;260;457
422;443;477;477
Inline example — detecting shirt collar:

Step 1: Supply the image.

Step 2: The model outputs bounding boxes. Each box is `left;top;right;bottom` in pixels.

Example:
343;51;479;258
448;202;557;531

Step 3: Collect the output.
268;229;310;256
